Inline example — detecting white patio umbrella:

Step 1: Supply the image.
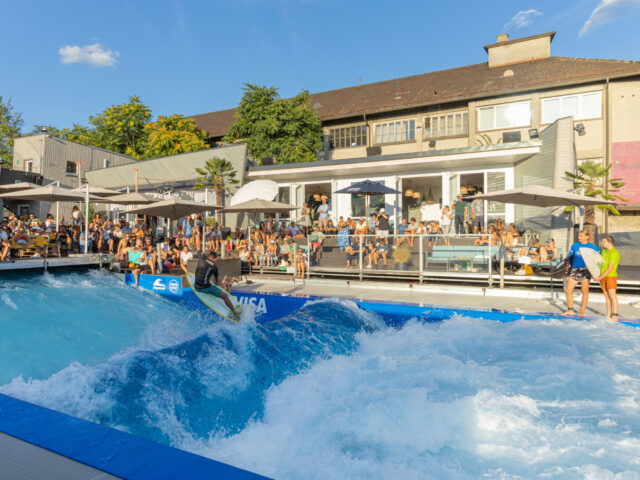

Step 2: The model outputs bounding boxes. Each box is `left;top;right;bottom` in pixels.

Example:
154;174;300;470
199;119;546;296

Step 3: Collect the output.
465;184;616;208
230;180;278;206
100;191;156;205
222;198;299;214
71;186;121;198
0;182;41;194
124;198;222;219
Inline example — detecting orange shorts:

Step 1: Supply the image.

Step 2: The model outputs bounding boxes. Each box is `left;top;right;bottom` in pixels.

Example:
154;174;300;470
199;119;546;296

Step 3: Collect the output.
600;276;618;292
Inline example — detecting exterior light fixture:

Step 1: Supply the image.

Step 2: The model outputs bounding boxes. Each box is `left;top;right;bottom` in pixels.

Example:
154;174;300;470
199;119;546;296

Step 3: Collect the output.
429;140;436;149
528;128;539;139
574;123;586;136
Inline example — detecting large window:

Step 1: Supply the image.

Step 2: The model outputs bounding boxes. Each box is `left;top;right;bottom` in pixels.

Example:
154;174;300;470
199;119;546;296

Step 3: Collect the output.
541;91;601;124
330;125;367;148
478;101;531;131
374;119;415;144
424;111;468;138
66;161;77;175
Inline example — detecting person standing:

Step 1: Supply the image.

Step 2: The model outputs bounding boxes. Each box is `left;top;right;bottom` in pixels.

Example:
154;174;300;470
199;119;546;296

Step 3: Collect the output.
471;198;484;234
299;202;312;236
316;197;330;232
376;208;390;245
453;194;468;235
563;230;599;316
594;235;620;321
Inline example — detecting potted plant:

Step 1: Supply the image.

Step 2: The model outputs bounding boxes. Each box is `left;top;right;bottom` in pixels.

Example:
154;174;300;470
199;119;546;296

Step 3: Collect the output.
393;246;411;271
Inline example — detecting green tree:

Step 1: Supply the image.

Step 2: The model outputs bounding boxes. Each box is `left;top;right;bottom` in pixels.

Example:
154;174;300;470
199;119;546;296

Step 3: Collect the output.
564;160;627;239
143;114;209;159
222;84;322;165
89;95;151;158
0;96;24;167
193;157;240;225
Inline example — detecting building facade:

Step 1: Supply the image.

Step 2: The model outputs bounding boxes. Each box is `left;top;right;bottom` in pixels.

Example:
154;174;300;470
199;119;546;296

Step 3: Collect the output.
192;31;640;233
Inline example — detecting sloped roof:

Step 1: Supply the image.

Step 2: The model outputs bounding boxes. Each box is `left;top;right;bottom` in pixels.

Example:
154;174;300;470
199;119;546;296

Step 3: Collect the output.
190;56;640;138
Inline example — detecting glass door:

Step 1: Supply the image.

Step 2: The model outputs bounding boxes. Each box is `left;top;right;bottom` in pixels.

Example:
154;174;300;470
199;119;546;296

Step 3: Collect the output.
485;171;506;225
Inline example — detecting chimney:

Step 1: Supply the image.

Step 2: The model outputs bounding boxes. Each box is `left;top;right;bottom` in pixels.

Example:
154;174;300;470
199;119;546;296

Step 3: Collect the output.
484;31;555;68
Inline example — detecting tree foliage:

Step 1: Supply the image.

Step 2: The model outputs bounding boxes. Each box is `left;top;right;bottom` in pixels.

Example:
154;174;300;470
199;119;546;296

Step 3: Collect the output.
564;160;627;238
88;95;151;158
30;123;96;145
142;114;209;159
0;97;24;167
193;157;239;224
222;84;323;165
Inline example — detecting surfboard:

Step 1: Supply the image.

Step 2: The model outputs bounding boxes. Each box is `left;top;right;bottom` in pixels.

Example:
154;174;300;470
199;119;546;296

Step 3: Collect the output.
184;265;242;322
580;247;602;279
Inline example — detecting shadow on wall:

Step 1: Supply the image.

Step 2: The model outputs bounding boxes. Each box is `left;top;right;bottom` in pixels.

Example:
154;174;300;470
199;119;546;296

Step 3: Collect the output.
607;231;640;267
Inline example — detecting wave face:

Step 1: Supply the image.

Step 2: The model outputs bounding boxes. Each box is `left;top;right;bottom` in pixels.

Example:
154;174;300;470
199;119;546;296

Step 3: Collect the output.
2;272;640;479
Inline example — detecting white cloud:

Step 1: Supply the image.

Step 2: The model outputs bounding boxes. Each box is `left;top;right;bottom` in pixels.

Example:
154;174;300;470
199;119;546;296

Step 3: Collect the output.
504;9;543;30
58;43;119;67
580;0;640;37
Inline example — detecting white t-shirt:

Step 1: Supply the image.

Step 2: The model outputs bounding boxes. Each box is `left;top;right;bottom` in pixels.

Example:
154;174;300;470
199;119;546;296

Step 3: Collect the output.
440;209;452;226
180;251;193;264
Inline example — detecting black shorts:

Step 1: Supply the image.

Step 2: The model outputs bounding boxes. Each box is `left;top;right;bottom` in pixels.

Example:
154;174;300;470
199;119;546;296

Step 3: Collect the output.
570;268;591;282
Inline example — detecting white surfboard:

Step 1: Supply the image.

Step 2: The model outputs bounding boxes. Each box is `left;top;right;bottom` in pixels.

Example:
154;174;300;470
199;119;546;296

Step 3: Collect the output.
580;247;602;279
185;271;242;322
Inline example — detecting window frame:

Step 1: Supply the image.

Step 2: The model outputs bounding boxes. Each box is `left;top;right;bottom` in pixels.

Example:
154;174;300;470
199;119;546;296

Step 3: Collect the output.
540;91;602;125
424;111;469;139
65;161;77;176
374;119;416;145
477;100;531;131
329;124;368;149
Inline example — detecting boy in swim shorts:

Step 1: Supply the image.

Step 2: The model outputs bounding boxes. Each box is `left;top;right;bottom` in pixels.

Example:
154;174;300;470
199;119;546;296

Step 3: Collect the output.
593;235;620;321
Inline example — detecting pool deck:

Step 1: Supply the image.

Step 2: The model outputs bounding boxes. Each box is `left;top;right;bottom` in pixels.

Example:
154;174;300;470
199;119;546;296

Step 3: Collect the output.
236;276;640;321
0;254;108;272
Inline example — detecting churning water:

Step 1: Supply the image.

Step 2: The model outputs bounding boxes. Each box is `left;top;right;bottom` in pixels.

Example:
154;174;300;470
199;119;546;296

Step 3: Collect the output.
1;271;640;479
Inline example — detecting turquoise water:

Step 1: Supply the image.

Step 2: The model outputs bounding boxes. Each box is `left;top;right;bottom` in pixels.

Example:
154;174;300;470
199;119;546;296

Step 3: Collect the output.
2;271;640;479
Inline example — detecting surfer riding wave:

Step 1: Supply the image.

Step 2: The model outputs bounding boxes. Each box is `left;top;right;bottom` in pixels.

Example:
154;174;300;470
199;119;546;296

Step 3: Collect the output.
194;252;241;319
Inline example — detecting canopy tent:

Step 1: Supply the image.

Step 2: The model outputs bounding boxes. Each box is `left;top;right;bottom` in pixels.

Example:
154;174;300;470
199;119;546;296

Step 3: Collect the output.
335;180;401;220
465;184;617;207
222;198;299;214
230;180;278;206
124;198;222;220
0;182;41;194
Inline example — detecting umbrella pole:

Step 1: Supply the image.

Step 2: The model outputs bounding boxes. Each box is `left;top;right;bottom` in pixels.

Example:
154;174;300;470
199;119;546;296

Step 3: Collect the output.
84;184;89;254
56;201;59;233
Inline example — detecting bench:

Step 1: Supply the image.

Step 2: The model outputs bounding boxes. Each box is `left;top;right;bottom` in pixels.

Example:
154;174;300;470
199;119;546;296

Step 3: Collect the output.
428;245;498;271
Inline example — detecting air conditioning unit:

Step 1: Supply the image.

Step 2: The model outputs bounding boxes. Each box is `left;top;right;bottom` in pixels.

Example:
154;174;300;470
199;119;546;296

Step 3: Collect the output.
261;157;275;166
366;146;382;156
502;131;522;143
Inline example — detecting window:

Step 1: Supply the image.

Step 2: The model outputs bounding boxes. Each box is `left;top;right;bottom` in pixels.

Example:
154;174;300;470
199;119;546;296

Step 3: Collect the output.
424;111;468;138
66;161;77;175
541;91;602;124
374;119;415;144
103;159;111;168
25;160;33;172
329;125;367;148
477;101;531;131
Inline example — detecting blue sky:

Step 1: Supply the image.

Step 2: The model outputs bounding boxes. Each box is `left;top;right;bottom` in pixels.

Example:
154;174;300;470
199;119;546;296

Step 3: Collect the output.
3;0;640;131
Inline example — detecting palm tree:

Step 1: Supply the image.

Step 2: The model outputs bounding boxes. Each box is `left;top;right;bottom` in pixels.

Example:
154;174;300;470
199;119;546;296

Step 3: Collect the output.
193;157;239;226
564;160;626;239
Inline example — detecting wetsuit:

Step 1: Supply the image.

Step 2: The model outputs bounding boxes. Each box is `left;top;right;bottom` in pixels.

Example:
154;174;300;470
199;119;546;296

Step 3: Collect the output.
194;257;223;297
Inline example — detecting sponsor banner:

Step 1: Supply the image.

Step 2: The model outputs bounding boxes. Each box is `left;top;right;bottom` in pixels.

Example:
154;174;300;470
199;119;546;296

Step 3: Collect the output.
124;273;183;298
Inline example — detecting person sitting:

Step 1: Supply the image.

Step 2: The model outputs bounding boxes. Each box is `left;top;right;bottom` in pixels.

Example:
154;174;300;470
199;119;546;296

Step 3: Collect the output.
326;219;337;234
540;238;558;262
159;237;175;268
474;234;489;246
364;240;376;268
308;226;325;264
0;228;11;262
288;221;299;238
296;247;307;279
373;237;389;267
179;244;194;273
238;244;252;274
345;238;360;268
337;223;350;251
503;223;520;247
44;214;57;233
354;218;367;236
406;218;418;247
221;275;240;292
145;245;157;275
425;221;441;247
396;218;408;247
266;238;278;266
193;252;240;319
277;222;288;240
337;216;347;230
253;241;266;267
517;239;542;262
122;239;146;287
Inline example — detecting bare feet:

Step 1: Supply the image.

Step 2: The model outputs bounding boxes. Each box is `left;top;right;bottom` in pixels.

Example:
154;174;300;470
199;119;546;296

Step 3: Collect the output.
562;309;575;316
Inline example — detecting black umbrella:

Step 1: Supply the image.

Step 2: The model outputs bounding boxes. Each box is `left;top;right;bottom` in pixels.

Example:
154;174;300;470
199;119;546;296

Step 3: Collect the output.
335;180;401;219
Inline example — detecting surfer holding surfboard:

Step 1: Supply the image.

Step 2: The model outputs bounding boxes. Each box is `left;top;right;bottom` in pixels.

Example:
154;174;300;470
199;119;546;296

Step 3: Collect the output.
593;235;621;322
563;230;600;316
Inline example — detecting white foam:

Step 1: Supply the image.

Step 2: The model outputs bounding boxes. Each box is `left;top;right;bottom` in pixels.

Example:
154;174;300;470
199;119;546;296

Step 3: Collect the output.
193;317;640;479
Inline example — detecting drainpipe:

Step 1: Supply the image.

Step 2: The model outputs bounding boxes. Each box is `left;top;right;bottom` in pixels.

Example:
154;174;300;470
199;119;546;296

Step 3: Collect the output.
604;78;611;234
